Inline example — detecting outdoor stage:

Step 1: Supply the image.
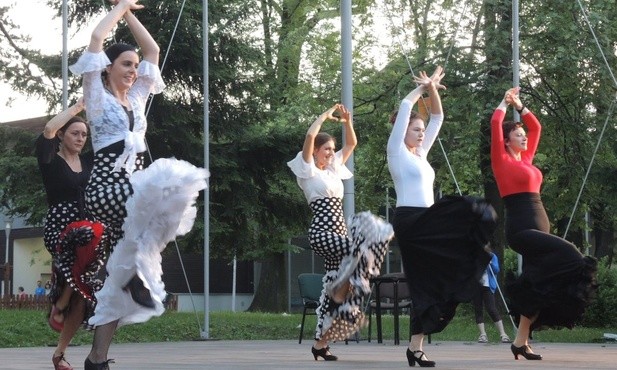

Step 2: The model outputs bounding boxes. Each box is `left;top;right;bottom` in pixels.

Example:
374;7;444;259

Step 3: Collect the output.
0;339;615;369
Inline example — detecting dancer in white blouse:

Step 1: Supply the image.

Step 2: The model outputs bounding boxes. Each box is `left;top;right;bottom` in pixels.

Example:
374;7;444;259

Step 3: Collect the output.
387;66;496;367
70;1;208;369
288;104;393;361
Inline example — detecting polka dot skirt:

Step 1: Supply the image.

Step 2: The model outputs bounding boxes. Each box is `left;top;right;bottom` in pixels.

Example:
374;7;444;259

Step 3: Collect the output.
85;150;144;251
308;197;394;342
44;201;106;326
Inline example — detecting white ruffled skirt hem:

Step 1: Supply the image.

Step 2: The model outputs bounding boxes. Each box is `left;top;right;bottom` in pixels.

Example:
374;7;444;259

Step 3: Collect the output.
89;158;208;328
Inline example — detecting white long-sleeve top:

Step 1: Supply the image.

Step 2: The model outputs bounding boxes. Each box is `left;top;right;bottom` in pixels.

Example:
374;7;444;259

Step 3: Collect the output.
387;99;444;208
287;150;353;204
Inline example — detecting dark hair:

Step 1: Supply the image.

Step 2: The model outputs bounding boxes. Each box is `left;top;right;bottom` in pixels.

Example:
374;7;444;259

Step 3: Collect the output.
389;109;423;126
105;43;137;64
102;43;137;81
59;116;87;135
502;120;523;141
314;132;335;149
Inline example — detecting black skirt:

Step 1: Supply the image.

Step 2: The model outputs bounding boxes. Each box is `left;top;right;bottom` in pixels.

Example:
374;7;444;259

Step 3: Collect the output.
504;192;597;331
392;195;496;334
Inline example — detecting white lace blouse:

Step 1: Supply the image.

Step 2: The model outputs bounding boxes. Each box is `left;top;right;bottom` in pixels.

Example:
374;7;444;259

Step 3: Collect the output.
287;150;353;204
69;50;165;174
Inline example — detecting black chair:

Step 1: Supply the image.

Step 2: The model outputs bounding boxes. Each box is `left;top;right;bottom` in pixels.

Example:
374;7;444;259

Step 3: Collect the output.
297;273;324;344
367;272;412;345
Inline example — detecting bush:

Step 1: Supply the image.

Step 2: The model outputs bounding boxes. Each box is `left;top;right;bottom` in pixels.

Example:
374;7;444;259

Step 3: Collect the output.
581;257;617;328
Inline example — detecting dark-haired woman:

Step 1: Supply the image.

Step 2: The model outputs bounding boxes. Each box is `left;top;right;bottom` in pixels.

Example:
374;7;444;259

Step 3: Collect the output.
490;87;597;361
288;103;393;361
70;1;208;369
36;99;105;370
387;66;497;367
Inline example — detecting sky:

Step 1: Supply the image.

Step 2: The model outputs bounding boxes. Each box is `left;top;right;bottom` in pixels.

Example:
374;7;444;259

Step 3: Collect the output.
0;0;92;122
0;1;398;123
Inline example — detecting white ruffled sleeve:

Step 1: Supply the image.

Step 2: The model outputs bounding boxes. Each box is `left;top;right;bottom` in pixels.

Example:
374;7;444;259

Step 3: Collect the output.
131;60;165;104
69;50;110;75
287;152;316;179
332;150;353;180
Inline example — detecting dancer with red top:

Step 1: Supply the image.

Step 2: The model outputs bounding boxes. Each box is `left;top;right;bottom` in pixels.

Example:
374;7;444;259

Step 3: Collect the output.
490;87;597;361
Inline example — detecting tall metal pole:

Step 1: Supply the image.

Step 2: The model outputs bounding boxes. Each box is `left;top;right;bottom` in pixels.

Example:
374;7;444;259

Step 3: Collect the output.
201;0;211;339
512;0;520;101
512;0;522;276
4;222;11;297
62;0;68;108
341;0;354;217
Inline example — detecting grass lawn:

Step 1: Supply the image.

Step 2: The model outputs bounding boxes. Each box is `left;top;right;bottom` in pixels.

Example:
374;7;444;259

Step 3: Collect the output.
1;306;615;348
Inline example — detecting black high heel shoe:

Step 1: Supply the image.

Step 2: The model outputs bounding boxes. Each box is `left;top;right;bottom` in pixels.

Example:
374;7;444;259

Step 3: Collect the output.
84;357;115;370
406;348;435;367
510;344;542;360
311;346;338;361
123;274;155;308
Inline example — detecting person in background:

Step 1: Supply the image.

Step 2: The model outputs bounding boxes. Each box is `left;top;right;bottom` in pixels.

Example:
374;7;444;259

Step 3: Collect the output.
36;99;106;370
288;103;393;361
18;286;27;300
70;1;208;369
490;87;597;360
473;251;511;344
34;280;46;300
387;66;497;367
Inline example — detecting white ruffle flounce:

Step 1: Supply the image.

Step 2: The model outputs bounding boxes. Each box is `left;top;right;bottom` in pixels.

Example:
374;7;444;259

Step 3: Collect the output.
89;158;209;327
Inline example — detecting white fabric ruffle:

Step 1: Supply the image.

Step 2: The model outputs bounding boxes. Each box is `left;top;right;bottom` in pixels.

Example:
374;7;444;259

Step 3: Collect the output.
287;151;353;180
69;50;110;75
89;158;209;327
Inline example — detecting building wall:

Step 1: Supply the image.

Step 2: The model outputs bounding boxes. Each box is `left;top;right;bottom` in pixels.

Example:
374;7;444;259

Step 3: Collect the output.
176;293;254;312
13;237;51;296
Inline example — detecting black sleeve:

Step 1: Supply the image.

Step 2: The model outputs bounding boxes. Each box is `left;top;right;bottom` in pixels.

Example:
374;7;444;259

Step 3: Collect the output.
81;149;95;168
35;134;59;165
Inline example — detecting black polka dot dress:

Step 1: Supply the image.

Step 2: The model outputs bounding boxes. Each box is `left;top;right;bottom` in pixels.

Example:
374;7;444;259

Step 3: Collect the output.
36;134;106;325
85;141;144;251
288;151;394;342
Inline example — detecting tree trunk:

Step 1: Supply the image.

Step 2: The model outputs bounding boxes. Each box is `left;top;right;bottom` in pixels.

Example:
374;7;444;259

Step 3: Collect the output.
248;253;288;312
481;0;512;274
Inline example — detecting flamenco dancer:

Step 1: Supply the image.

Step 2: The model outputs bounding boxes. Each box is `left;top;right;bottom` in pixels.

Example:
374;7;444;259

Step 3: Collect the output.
69;1;208;369
288;103;394;361
36;99;106;370
490;87;597;360
387;66;497;367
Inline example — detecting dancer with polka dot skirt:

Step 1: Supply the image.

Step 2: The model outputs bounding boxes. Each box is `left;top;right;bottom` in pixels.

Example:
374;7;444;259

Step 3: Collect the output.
36;98;106;370
69;1;208;369
288;103;394;361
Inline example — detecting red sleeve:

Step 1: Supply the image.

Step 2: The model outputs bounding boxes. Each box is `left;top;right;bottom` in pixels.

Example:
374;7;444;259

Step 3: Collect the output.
520;111;541;163
490;109;507;166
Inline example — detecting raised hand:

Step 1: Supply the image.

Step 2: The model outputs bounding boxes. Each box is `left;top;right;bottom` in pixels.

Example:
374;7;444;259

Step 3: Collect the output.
413;71;432;87
109;0;144;10
505;87;523;110
338;104;351;124
323;104;341;122
323;104;349;123
430;66;446;90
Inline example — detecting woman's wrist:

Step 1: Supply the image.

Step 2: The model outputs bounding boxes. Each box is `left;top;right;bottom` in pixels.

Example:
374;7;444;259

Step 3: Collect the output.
516;106;525;114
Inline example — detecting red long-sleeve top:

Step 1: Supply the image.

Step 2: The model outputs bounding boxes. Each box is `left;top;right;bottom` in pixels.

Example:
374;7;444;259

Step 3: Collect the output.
490;109;543;197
